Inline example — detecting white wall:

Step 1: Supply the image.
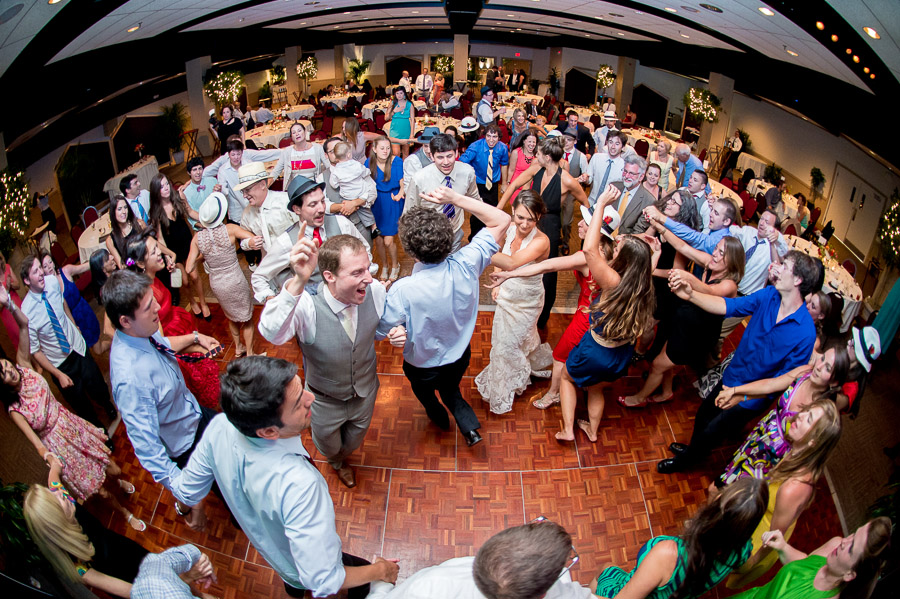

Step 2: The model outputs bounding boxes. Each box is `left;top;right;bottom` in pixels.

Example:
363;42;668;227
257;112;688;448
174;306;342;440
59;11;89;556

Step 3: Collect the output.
560;48;618;88
634;64;697;115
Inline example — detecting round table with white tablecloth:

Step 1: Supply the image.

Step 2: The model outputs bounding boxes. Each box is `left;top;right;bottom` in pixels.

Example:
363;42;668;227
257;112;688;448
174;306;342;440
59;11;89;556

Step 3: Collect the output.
77;213;112;264
246;120;313;148
361;99;427;121
625;130;661;155
102;156;159;203
567;105;601;123
382;116;461;139
708;178;742;208
736;153;768;178
281;104;316;120
496;92;544;105
786;235;862;331
319;93;365;109
748;179;800;220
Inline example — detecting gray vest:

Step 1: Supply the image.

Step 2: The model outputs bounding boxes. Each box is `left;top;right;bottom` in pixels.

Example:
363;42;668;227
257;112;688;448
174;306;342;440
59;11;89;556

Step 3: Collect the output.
564;148;583;201
272;215;345;295
300;282;379;401
413;147;433;169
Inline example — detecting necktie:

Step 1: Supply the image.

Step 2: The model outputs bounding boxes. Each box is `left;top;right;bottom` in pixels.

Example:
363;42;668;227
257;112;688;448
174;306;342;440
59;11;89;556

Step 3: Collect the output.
134;199;149;222
745;238;765;262
42;292;70;354
338;306;356;342
677;165;686;188
485;148;494;191
313;227;323;246
618;189;631;220
442;176;456;219
598;159;613;197
565;152;571;162
148;336;221;363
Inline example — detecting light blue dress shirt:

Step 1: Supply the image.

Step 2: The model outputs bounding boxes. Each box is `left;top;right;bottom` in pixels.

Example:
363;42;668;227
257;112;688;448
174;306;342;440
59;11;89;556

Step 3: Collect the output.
131;544;202;599
109;330;201;489
377;229;499;367
665;219;732;255
169;414;346;596
182;176;218;227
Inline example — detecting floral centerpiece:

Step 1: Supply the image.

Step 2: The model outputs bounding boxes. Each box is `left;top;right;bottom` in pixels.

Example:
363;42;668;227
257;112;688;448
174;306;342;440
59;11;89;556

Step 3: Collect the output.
683;87;721;122
596;64;616;90
134;143;144;158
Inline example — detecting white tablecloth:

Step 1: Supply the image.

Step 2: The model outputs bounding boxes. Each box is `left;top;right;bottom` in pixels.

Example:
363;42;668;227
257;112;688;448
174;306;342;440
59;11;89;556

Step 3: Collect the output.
497;92;544;105
382;116;461;140
282;104;316;120
320;93;365;109
786;235;862;331
246;120;313;148
736;153;768;178
361;99;427;121
102;156;159;202
78;213;112;264
748;179;800;219
626;130;661;155
568;105;601;123
708;179;742;207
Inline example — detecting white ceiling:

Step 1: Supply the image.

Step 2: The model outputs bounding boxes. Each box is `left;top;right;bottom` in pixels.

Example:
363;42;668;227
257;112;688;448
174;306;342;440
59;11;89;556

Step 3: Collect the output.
826;0;899;85
0;0;890;91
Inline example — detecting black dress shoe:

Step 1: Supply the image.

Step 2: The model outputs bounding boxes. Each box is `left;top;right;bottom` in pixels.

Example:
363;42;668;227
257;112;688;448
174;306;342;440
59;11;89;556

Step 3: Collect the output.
657;457;686;474
464;430;483;447
669;442;689;455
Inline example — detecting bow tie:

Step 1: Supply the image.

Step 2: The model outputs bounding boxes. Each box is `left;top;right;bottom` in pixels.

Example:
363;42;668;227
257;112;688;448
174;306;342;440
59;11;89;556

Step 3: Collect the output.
196;185;205;190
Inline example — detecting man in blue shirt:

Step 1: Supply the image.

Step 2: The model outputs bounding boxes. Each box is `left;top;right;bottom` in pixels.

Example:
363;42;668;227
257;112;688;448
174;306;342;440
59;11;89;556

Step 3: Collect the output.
169;357;399;598
105;270;221;529
460;123;509;240
643;196;736;255
657;250;819;474
673;143;711;195
377;184;511;447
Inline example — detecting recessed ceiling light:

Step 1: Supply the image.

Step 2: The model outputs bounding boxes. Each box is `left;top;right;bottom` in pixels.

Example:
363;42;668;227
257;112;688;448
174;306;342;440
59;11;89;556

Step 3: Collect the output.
863;27;880;40
343;11;350;14
634;10;643;14
507;14;514;17
127;22;141;32
516;27;521;30
846;48;852;54
389;25;394;28
786;48;798;57
238;18;244;22
423;19;429;21
758;7;775;16
681;33;690;38
815;21;825;30
300;22;306;24
864;67;870;73
699;4;723;13
831;34;838;42
304;1;319;4
870;73;875;79
852;55;860;63
585;33;590;37
617;32;625;36
357;29;361;32
664;7;677;13
48;0;62;4
680;5;700;12
333;25;339;28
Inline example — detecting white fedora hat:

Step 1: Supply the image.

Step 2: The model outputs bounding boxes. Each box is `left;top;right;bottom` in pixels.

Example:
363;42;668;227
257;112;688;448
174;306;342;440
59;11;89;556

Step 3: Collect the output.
233;161;272;191
199;192;229;229
580;204;620;239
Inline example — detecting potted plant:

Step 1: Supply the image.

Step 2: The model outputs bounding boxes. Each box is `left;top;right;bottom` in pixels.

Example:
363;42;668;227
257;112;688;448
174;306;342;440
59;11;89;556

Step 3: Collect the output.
763;162;784;185
259;81;272;103
737;129;752;153
159;102;188;164
270;63;286;85
346;58;371;85
810;166;826;202
548;67;560;95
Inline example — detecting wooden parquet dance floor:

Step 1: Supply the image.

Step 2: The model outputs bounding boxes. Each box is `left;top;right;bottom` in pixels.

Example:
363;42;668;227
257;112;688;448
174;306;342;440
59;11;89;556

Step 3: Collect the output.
90;304;842;599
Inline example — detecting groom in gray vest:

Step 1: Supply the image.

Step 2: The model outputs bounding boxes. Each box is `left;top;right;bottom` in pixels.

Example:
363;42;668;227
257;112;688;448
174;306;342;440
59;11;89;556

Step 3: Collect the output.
251;175;372;302
258;228;406;488
560;130;589;255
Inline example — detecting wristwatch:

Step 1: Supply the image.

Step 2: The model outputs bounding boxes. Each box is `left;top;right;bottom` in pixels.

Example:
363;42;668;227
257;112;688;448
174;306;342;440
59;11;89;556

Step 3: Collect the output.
193;330;200;345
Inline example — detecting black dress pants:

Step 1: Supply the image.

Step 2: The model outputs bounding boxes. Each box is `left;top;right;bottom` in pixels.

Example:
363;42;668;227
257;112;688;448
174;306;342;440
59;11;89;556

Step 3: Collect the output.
56;350;115;428
537;213;561;329
283;553;372;599
402;346;480;434
468;182;499;241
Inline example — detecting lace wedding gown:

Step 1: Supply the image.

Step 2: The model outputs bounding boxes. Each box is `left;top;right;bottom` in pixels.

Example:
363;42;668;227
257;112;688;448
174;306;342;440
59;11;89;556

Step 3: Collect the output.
476;225;553;414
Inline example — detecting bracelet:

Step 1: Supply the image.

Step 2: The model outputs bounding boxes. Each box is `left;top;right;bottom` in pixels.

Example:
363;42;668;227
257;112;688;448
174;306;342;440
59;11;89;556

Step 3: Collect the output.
174;502;193;517
193;330;200;345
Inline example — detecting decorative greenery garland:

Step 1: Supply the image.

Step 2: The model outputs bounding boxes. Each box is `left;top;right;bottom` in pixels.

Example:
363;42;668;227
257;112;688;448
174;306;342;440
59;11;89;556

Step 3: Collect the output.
878;188;900;268
684;87;721;122
204;71;243;107
296;56;318;81
596;64;616;89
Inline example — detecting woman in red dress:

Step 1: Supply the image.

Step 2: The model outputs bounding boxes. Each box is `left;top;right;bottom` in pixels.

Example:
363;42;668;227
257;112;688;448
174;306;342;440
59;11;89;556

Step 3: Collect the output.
125;230;222;409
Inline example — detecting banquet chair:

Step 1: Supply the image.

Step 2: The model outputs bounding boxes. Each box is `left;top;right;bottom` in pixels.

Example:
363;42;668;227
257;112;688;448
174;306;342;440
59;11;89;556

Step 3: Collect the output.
70;224;85;246
244;140;258;150
720;176;734;190
842;259;857;278
292;91;303;104
634;140;650;159
755;193;767;215
782;221;798;236
278;136;292;148
269;179;284;192
740;193;757;223
50;241;74;267
374;112;386;131
81;206;99;228
808;206;821;229
698;148;707;162
589;114;602;130
450;107;464;120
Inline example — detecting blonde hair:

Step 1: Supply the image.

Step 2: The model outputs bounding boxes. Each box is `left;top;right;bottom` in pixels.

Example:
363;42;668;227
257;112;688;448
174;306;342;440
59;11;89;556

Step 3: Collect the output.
591;236;655;343
771;399;841;487
24;485;94;583
333;141;351;161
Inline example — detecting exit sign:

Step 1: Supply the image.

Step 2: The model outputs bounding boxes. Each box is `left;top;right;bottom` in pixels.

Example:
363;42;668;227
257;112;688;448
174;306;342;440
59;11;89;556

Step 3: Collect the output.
514;52;520;57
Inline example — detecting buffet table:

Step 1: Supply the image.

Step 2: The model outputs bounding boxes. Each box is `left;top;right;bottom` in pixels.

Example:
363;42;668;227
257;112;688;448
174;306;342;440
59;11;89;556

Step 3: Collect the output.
736;153;769;178
319;93;365;109
382;116;461;139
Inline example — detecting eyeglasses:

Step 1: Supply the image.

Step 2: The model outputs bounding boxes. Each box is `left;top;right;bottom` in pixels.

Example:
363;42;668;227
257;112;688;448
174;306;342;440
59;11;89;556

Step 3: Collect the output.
528;516;579;579
666;196;684;207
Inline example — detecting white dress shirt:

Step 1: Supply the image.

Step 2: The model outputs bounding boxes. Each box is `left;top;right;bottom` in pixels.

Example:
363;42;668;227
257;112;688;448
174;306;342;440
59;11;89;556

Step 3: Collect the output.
250;215;372;302
126;190;151;222
239;190;298;250
169;414;346;596
404;162;481;234
586;153;624;205
365;556;593;599
728;224;789;295
202;149;283;223
562;149;589;174
21;275;86;366
415;74;433;93
259;280;387;345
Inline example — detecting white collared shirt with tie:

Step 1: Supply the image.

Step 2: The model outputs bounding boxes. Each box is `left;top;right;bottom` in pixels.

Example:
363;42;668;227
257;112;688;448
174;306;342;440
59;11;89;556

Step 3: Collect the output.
239;190;298;252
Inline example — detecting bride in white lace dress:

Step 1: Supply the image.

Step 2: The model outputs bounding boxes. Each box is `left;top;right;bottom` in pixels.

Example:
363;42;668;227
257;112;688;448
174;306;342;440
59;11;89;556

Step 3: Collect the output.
476;190;554;414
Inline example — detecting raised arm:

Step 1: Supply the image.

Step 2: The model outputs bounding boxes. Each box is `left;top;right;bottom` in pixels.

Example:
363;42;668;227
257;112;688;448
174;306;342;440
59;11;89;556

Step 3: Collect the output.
583;184;623;290
668;271;727;315
498;162;541;211
422;186;511;246
487;252;588;288
1;286;32;367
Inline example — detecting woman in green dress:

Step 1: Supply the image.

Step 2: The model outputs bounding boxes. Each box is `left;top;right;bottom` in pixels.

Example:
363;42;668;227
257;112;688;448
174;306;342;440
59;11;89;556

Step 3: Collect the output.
595;477;768;599
731;517;891;599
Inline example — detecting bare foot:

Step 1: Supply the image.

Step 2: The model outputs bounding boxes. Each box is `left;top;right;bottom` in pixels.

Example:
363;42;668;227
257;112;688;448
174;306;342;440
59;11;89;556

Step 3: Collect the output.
201;304;211;319
555;430;575;442
649;392;674;404
620;394;648;408
577;419;598;442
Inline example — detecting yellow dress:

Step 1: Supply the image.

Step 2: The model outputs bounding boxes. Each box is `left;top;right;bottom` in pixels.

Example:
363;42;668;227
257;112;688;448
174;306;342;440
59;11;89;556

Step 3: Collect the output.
726;479;800;589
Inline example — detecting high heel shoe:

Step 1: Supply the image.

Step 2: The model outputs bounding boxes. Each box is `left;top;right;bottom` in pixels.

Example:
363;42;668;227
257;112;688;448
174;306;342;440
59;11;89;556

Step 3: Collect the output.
389;265;400;281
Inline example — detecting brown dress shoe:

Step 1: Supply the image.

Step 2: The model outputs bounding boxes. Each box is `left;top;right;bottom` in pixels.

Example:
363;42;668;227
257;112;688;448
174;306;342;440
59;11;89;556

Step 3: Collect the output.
335;465;357;488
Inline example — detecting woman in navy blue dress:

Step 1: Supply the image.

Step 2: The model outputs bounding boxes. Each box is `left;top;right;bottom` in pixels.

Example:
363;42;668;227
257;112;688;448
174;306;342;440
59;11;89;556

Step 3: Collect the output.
366;136;405;281
557;184;658;443
39;253;102;355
